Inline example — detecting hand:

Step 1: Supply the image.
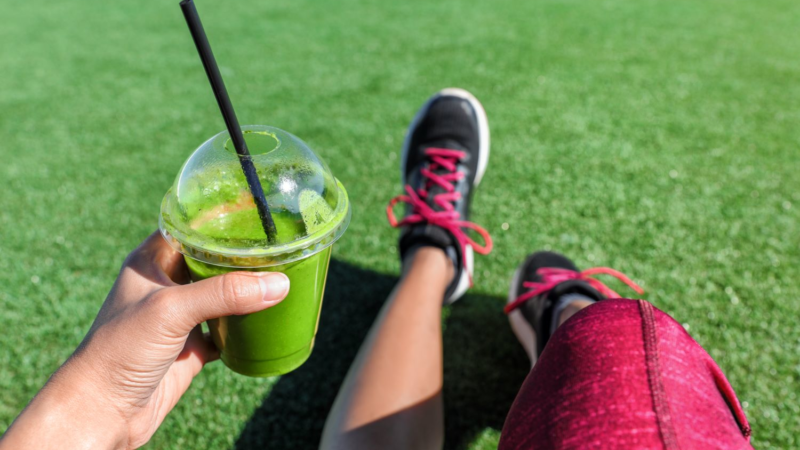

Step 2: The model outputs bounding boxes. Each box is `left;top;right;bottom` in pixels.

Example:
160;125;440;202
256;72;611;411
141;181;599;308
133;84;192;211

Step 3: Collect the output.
0;232;290;449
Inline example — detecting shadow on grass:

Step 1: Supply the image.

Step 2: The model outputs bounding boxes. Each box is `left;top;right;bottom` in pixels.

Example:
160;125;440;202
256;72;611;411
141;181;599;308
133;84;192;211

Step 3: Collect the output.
442;293;530;449
234;259;530;450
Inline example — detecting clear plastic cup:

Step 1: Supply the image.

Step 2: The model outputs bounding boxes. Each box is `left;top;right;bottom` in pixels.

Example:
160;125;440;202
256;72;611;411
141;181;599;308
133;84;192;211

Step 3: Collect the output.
159;125;350;377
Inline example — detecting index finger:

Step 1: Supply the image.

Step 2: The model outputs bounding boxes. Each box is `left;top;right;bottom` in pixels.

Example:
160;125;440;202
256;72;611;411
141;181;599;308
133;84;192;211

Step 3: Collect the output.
123;231;190;286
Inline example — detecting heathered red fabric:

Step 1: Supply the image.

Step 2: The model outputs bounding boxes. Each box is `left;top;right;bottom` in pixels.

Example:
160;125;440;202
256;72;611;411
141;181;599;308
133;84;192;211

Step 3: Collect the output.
499;299;751;450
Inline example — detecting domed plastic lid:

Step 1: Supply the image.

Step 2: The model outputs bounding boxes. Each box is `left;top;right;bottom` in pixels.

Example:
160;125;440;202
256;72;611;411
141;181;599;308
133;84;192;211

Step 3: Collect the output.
160;125;351;268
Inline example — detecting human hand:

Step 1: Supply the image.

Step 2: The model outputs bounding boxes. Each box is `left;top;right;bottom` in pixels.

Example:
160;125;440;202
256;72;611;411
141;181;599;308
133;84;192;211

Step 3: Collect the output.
0;232;290;449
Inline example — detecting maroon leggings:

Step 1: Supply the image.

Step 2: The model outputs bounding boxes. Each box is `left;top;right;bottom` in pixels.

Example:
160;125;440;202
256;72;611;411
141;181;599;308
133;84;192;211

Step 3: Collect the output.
499;299;752;449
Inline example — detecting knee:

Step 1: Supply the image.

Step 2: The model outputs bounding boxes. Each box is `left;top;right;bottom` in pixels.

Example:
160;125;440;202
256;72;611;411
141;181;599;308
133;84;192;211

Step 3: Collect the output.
549;298;690;356
557;298;643;336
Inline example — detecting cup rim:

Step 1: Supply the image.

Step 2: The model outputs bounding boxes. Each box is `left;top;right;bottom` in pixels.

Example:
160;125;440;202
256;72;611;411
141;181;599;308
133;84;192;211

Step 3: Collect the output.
160;179;351;268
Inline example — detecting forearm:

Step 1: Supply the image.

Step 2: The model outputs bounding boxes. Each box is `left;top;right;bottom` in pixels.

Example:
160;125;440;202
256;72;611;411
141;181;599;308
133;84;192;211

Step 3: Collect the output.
2;233;289;449
1;366;127;450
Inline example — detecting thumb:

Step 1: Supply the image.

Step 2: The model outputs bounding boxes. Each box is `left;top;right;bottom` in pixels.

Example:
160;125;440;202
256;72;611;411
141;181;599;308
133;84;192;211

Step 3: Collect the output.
152;271;290;336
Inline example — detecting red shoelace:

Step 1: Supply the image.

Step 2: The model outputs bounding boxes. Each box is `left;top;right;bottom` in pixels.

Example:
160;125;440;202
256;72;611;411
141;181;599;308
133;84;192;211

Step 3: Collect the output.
504;267;644;314
386;148;493;271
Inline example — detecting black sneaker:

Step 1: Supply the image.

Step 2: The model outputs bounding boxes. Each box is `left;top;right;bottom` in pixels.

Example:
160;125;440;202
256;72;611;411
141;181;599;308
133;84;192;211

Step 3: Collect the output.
386;88;492;304
506;251;644;358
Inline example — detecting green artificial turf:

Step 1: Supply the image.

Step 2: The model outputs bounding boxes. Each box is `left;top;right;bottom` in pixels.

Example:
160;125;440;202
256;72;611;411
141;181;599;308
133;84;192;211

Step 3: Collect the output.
1;0;799;448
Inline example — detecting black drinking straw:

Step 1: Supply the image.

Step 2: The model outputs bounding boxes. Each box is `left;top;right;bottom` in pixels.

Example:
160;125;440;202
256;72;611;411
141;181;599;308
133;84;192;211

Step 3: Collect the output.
180;0;278;243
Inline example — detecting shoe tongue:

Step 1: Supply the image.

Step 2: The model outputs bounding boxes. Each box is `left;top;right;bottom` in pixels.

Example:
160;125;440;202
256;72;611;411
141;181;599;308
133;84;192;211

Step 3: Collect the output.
425;185;450;211
548;279;605;302
422;142;462;212
421;138;467;153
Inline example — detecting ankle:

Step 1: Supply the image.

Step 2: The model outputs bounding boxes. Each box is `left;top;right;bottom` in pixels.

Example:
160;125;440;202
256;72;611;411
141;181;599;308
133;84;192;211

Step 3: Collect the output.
557;299;595;328
403;246;455;285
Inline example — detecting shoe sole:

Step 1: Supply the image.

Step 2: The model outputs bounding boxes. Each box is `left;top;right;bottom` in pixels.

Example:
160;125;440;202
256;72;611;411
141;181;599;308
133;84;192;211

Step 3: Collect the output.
401;88;490;304
508;265;538;366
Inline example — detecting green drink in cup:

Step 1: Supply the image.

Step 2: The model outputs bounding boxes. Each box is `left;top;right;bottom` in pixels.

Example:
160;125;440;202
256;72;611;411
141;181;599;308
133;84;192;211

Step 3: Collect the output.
159;125;351;377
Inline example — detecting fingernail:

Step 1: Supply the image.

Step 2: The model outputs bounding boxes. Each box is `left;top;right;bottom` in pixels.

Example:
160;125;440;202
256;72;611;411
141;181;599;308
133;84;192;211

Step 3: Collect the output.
258;273;290;303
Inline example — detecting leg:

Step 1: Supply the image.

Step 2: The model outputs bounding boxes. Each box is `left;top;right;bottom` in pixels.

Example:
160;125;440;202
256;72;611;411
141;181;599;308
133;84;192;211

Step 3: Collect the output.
501;253;752;449
322;88;493;450
320;247;450;450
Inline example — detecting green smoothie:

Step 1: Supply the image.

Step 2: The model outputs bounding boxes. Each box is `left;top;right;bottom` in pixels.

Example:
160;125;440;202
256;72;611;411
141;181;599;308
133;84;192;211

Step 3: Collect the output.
184;210;333;377
159;125;351;377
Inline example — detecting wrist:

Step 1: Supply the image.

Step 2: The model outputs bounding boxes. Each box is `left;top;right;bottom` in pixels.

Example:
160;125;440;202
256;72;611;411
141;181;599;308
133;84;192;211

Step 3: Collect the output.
2;362;128;450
